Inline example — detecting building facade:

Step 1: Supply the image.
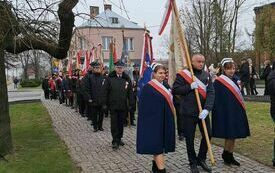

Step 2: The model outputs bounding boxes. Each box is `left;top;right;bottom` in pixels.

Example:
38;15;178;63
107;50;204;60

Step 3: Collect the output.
254;2;275;71
70;4;147;66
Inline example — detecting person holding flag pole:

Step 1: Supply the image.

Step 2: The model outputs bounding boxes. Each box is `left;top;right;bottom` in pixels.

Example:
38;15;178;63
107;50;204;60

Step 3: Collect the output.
159;0;215;172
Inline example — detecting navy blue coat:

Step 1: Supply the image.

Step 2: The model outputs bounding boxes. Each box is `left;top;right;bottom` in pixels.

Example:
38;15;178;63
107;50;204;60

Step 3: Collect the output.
136;82;175;155
212;75;250;139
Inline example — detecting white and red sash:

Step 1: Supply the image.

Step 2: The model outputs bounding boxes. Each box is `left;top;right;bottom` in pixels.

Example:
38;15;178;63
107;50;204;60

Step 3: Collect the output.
148;79;176;116
216;75;245;110
178;69;207;100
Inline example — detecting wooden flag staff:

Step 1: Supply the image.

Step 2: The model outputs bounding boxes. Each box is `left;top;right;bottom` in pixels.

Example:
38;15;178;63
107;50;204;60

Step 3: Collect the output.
171;0;215;165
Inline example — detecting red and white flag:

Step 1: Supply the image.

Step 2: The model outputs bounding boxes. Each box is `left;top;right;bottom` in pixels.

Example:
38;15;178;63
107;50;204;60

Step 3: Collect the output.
159;0;173;35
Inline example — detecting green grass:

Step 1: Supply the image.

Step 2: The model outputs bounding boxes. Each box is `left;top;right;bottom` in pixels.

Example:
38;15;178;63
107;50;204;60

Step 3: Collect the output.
210;102;274;166
0;103;80;173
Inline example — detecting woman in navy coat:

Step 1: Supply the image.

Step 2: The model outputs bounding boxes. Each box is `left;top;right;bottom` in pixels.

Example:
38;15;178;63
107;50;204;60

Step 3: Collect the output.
137;64;175;173
212;58;250;166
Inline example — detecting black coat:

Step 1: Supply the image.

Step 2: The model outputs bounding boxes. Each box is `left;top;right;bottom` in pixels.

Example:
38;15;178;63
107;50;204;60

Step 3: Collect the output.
102;71;134;111
172;69;215;117
42;78;49;91
261;65;272;81
267;70;275;121
71;76;78;93
239;62;250;83
83;72;105;106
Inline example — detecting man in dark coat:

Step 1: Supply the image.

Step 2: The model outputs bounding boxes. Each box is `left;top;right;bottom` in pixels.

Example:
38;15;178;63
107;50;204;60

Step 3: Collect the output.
76;71;86;117
84;61;106;132
239;58;251;95
261;60;272;95
102;60;134;150
267;61;275;167
42;75;50;99
172;54;214;173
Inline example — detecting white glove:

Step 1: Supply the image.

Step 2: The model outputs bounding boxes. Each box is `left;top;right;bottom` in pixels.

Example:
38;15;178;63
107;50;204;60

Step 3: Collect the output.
199;109;209;120
191;81;199;89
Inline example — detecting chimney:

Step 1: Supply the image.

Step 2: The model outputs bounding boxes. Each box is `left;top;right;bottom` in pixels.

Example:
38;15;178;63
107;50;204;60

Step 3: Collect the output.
90;6;99;18
104;4;112;11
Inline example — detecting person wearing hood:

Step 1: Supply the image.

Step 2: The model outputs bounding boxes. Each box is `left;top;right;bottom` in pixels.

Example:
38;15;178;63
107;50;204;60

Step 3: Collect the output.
267;61;275;167
101;60;134;150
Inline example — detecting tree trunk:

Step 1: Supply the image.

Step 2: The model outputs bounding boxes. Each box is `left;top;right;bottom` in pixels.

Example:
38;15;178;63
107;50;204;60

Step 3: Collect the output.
0;43;13;155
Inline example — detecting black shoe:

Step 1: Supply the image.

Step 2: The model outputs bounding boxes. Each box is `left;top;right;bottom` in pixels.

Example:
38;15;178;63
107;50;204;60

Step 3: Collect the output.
99;128;104;131
190;164;199;173
178;135;184;141
229;153;240;166
93;128;98;132
197;160;212;173
222;150;231;165
119;141;125;146
152;160;157;173
156;168;166;173
112;143;119;150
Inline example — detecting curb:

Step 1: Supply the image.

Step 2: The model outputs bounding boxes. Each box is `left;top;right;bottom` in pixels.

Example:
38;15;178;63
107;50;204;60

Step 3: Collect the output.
8;99;41;105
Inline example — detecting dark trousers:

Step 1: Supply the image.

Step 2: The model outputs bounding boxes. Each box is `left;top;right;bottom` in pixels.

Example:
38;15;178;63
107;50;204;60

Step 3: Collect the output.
58;90;64;104
92;106;103;130
78;95;86;115
175;103;184;137
44;90;49;99
183;116;211;165
50;90;57;99
264;80;269;95
130;109;135;124
241;81;251;95
111;110;126;144
250;78;258;95
87;103;93;121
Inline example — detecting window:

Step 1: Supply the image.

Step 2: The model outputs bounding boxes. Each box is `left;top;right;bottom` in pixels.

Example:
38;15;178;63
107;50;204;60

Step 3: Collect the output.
79;37;85;49
123;37;134;51
102;36;113;50
110;17;119;24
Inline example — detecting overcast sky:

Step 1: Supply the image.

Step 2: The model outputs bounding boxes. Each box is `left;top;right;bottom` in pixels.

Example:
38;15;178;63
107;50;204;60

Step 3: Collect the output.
74;0;274;59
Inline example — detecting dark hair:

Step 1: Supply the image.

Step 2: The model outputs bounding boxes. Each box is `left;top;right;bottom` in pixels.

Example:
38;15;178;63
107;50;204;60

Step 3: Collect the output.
222;62;235;74
153;65;166;73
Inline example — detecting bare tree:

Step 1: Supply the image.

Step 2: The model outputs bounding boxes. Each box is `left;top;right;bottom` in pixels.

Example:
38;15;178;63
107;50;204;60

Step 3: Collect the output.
181;0;247;63
0;0;78;156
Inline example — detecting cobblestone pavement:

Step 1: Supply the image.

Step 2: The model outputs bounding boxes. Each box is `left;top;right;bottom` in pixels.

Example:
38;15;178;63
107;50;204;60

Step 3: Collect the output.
42;98;274;173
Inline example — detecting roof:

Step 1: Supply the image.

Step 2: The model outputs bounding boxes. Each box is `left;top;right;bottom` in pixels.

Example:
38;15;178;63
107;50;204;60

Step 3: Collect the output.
254;2;275;13
78;9;143;30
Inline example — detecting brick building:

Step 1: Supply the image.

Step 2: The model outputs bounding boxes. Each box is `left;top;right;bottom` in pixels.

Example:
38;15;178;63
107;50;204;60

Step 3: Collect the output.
254;2;275;71
69;4;147;66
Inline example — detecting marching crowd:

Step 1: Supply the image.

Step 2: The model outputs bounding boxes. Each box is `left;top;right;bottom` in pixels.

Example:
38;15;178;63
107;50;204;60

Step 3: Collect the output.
42;54;275;173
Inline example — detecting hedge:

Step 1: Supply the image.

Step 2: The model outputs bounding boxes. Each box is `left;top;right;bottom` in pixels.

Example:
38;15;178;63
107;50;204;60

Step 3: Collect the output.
20;79;41;87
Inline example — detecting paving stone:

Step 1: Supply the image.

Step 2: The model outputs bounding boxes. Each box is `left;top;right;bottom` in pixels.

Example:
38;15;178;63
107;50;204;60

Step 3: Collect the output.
42;98;275;173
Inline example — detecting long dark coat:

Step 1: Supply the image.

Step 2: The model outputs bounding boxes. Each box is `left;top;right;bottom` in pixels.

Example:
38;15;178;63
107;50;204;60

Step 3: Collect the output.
212;75;250;139
267;70;275;121
136;82;175;155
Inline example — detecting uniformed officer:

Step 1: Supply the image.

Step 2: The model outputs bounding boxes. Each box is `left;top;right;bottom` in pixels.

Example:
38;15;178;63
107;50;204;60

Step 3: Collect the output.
102;60;134;150
172;54;214;173
84;61;105;132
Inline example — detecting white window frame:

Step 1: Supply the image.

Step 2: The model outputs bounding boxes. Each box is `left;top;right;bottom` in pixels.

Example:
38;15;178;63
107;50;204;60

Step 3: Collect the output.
102;36;113;50
124;37;134;51
79;37;85;49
